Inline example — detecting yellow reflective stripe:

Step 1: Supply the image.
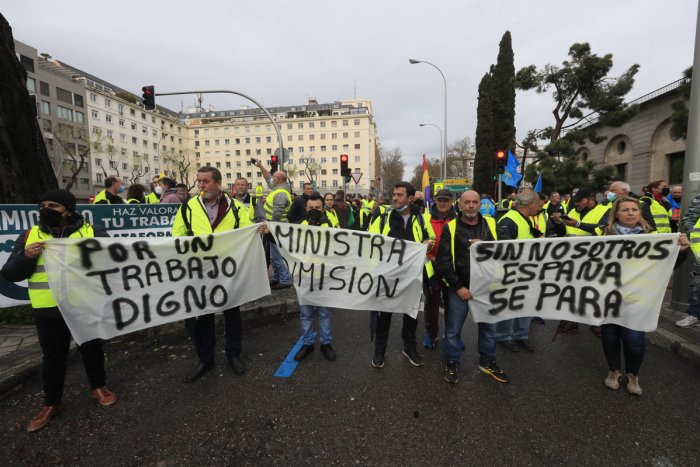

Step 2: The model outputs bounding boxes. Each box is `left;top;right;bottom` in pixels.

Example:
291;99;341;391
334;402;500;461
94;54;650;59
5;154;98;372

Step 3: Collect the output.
690;238;700;243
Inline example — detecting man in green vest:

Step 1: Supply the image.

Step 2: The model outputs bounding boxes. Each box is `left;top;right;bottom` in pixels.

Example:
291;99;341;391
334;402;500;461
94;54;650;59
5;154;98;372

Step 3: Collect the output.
93;176;125;204
172;166;250;382
264;170;293;289
495;189;542;352
436;190;509;384
2;190;117;432
369;181;436;369
560;187;611;236
145;175;161;204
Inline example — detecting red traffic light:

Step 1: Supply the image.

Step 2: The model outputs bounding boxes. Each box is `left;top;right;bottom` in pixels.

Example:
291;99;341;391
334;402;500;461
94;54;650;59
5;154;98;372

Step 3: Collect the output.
142;85;155;111
270;155;278;163
496;150;505;159
340;154;348;163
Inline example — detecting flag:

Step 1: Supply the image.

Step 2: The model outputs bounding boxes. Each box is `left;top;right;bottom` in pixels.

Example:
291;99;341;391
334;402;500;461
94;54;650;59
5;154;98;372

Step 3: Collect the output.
421;154;430;191
534;173;542;192
503;150;522;188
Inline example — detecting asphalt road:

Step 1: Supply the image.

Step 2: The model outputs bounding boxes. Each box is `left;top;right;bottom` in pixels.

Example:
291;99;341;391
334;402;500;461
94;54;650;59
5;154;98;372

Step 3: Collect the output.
1;311;699;466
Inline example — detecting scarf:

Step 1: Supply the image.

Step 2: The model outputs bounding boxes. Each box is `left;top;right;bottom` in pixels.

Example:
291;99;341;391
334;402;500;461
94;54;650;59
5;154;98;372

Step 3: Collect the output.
612;222;645;235
668;196;681;210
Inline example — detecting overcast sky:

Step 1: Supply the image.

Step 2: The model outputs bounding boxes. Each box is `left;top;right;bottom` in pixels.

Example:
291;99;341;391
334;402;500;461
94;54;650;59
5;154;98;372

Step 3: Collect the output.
4;1;697;175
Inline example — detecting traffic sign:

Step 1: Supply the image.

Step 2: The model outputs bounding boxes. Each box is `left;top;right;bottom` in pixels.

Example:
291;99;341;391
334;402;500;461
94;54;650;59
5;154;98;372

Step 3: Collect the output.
273;147;290;163
350;172;362;184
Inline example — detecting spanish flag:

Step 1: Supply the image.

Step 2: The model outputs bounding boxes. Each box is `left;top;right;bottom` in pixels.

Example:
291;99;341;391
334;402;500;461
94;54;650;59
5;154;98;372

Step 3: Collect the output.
421;154;430;191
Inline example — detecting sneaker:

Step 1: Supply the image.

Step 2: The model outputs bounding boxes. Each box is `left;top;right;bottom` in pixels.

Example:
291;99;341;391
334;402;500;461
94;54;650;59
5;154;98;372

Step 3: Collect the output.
604;370;622;390
443;361;459;384
516;339;535;352
402;347;424;366
371;348;385;368
478;362;510;383
626;374;643;396
422;335;435;349
676;315;700;328
499;340;519;352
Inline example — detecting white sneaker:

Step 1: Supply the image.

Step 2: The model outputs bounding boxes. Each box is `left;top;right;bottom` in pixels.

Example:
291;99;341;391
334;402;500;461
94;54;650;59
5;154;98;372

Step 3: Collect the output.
604;370;622;390
675;315;700;328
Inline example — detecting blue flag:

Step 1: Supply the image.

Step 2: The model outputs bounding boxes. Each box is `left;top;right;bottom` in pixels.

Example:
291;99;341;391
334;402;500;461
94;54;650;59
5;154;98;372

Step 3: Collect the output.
503;150;522;188
534;173;542;193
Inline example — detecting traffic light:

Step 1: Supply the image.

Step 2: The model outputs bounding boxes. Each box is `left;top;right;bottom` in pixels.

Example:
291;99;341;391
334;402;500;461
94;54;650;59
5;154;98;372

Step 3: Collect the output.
142;85;155;111
270;154;279;173
340;154;349;176
495;150;506;174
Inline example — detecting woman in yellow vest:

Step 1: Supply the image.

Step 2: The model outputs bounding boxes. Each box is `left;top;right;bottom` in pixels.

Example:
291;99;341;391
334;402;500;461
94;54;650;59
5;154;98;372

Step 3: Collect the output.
599;196;688;396
1;190;117;432
126;183;146;204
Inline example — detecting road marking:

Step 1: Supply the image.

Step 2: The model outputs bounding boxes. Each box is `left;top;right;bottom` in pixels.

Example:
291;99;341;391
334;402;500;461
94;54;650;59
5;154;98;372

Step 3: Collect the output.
274;332;316;378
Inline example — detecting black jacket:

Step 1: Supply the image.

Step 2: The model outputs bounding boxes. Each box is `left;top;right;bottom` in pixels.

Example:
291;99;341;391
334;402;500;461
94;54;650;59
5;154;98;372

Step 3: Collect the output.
436;214;495;291
2;214;108;283
288;195;309;224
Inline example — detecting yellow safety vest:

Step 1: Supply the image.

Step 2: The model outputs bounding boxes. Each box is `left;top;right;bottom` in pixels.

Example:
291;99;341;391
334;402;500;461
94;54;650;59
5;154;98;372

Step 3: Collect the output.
446;216;497;270
641;196;671;233
325;208;340;228
93;189;110;204
369;209;436;277
172;194;250;236
690;217;700;262
145;192;159;204
530;211;548;236
127;198;141;204
498;209;536;239
263;187;292;221
566;204;610;236
301;218;335;228
26;224;95;309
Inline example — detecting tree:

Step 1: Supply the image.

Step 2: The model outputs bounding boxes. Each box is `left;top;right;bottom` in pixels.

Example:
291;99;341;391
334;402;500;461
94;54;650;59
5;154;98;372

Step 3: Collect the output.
51;123;90;191
409;156;441;190
379;146;405;195
472;31;516;196
161;148;196;191
0;13;57;202
90;128;122;179
670;67;692;140
446;136;475;180
516;42;640;191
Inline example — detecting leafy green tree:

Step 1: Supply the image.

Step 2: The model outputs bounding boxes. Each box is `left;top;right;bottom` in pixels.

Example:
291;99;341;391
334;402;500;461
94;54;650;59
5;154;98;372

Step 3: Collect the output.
670;67;692;140
473;31;516;196
516;42;639;191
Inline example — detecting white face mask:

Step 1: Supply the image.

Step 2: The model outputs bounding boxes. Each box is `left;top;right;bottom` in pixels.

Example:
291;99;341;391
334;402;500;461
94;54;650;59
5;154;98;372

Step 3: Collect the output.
155;186;163;195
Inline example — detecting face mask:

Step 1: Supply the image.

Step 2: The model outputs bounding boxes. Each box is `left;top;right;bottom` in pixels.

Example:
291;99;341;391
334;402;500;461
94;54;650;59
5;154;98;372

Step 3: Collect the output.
39;207;63;227
117;186;125;194
607;192;617;202
307;209;323;223
412;199;425;208
395;204;409;213
155;186;163;195
661;187;670;196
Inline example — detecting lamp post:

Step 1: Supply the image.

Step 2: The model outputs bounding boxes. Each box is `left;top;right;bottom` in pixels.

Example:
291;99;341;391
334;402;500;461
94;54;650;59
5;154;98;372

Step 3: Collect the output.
419;123;443;173
409;58;447;179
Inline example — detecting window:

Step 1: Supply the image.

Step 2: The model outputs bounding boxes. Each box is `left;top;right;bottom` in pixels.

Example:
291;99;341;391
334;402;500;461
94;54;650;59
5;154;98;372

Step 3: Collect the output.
287;135;293;142
342;120;349;127
91;110;99;119
142;126;147;134
245;149;251;156
106;130;113;140
74;94;84;108
321;169;327;175
96;158;102;167
96;173;103;183
355;156;361;162
152;129;157;137
40;101;50;115
309;122;315;128
309;146;315;152
332;169;339;175
118;104;124;114
122;163;128;170
120;134;126;142
321;146;327;152
226;161;231;168
104;98;112;108
266;136;271;143
320;121;326;128
90;92;97;102
235;138;240;144
354;144;361;150
309;134;315;141
332;180;338;188
119;118;125;127
342;144;349;150
298;123;304;129
20;54;34;73
245;137;251;144
57;105;73;120
331;121;337;127
332;145;338;151
332;133;337;139
205;140;210;146
246;172;252;178
298;135;304;141
354;119;360;126
298;147;304;153
105;114;113;124
132;137;137;144
255;137;261;143
216;162;221;168
287;123;293;130
321;180;327;188
215;139;220;146
225;139;230;145
354;131;360;138
320;134;326;140
332;156;338;163
74;111;84;123
131;123;137;130
26;77;36;93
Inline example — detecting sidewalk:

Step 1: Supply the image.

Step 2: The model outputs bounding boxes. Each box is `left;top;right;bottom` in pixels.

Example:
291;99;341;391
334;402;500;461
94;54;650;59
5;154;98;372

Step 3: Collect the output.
1;290;698;398
0;286;298;397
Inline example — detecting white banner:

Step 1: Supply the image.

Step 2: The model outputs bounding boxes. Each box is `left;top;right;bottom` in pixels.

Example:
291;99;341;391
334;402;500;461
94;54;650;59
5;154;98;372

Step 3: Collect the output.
42;225;270;344
269;222;426;318
469;234;680;332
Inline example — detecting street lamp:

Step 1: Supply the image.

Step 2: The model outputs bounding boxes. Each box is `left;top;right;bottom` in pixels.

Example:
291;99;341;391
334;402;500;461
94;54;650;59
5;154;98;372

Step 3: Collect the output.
409;58;447;179
419;123;443;171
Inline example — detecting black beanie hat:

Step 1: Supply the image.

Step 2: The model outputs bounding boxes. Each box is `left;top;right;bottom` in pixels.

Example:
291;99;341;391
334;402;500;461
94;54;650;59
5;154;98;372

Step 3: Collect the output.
38;189;77;211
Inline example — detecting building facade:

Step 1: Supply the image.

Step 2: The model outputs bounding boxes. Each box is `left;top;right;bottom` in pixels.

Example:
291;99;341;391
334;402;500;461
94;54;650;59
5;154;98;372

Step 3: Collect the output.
573;78;688;191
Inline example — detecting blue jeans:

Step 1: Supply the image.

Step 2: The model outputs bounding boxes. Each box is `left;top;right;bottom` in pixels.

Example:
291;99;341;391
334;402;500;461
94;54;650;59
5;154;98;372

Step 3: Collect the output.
687;263;700;318
495;317;531;342
300;305;332;345
443;288;497;366
269;242;292;285
600;324;645;375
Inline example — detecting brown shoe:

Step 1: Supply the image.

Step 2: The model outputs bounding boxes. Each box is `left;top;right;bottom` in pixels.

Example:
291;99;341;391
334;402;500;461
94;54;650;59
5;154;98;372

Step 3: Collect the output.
91;387;118;406
27;404;62;432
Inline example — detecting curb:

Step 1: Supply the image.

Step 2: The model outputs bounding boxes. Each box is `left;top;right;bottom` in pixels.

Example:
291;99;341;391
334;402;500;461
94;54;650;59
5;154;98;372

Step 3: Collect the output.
0;294;298;399
647;327;700;367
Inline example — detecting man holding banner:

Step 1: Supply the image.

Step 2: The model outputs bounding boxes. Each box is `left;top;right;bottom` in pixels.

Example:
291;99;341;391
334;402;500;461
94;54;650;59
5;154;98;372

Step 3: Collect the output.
2;190;117;432
436;190;509;384
172;166;250;382
369;181;435;369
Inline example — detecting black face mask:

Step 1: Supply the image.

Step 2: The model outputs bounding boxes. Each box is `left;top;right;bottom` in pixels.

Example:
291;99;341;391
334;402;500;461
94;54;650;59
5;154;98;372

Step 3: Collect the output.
661;187;670;196
39;207;63;227
307;209;323;224
412;199;425;209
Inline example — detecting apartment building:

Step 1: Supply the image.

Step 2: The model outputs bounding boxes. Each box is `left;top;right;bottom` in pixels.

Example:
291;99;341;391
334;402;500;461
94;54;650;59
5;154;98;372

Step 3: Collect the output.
15;41;93;200
183;98;380;194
